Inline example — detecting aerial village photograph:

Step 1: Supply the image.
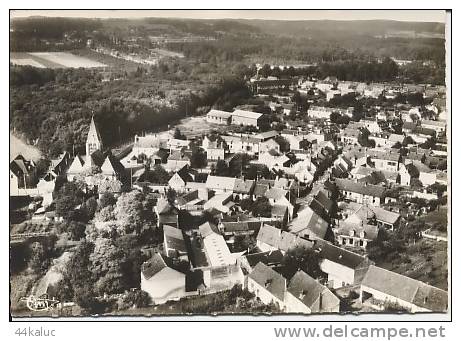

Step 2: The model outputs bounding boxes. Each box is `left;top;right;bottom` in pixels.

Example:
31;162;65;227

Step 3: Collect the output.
9;9;450;318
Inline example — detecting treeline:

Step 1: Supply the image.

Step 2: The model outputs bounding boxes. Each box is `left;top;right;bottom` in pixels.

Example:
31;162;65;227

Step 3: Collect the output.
10;17;101;52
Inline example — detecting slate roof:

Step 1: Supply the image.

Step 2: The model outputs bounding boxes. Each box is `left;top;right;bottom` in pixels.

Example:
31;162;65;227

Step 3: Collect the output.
288;206;329;240
287;270;326;309
315;240;370;269
361;265;448;312
248;262;286;301
245;250;284;268
233;179;255;194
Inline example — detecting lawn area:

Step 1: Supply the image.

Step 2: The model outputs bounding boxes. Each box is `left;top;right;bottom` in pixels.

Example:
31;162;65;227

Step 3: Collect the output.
376;238;448;291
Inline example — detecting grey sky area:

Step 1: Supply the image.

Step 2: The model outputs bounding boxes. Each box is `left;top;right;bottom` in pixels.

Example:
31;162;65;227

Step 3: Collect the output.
11;10;446;23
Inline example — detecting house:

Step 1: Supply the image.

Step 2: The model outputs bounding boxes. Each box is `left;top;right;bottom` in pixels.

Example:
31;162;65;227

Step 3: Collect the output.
206;109;232;125
370;151;400;172
309;190;334;219
167;138;191;152
231;109;262;127
340;128;361;145
166;151;191;172
206;175;237;194
132;133;166;158
333;222;379;249
335;179;387;207
258;150;290;169
256;224;313;254
240;250;284;274
10;154;37;194
222;135;260;155
421;120;446;135
155;198;179;228
205;141;225;161
233;179;255;200
344;204;401;231
163;225;189;262
402;121;417;134
66;155;86;181
361;117;382;134
140;252;187;304
247;262;287;309
315;240;372;289
285;270;340;314
360;265;448;312
288;206;329;241
259;139;281;154
49;152;71;177
197;223;244;288
204;192;235;214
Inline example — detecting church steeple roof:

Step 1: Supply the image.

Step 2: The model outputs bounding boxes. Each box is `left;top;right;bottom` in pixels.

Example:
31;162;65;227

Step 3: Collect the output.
86;116;102;146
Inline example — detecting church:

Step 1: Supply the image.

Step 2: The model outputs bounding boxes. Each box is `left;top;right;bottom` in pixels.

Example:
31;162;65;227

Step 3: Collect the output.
67;116;125;182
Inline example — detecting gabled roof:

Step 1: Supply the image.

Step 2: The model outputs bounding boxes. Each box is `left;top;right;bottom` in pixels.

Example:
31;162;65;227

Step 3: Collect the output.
163;225;187;255
67;155;86;174
265;187;288;201
335;179;386;198
233;179;255;194
257;224;282;248
141;253;168;279
253;183;269;197
335;221;379;241
245;250;284;268
207;109;232;119
315;240;370;269
361;265;448;312
287;270;326;309
248;262;286;301
198;221;219;238
206;175;237;191
288;206;329;240
232;109;263;120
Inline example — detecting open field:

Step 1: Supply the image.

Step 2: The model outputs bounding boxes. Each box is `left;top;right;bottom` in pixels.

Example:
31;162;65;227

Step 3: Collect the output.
10;52;106;69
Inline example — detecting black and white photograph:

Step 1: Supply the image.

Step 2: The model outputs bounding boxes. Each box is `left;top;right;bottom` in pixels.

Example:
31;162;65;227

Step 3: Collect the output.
9;9;450;321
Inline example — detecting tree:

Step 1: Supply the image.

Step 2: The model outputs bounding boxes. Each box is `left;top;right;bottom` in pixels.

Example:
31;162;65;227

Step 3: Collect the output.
28;242;49;274
99;192;116;209
54;182;85;221
81;197;98;222
251;197;272;218
114;190;156;235
214;159;229;176
173;127;186;140
190;147;207;169
274;135;290;153
68;221;87;241
139;165;170;184
281;246;323;280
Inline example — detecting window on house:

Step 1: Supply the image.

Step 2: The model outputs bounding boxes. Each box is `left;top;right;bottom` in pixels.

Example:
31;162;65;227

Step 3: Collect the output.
349;238;354;245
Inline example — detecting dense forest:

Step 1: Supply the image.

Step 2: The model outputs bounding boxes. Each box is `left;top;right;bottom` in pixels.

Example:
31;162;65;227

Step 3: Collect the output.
10;63;251;157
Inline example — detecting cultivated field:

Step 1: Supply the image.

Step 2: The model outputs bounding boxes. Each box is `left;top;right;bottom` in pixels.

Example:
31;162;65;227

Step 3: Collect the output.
10;52;107;69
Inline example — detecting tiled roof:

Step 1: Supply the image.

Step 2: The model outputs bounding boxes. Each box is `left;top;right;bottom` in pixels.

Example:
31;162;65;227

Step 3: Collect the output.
287;270;325;309
335;179;386;198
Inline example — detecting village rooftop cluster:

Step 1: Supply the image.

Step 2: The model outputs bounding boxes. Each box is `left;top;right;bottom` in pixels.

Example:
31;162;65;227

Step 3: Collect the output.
10;70;448;315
